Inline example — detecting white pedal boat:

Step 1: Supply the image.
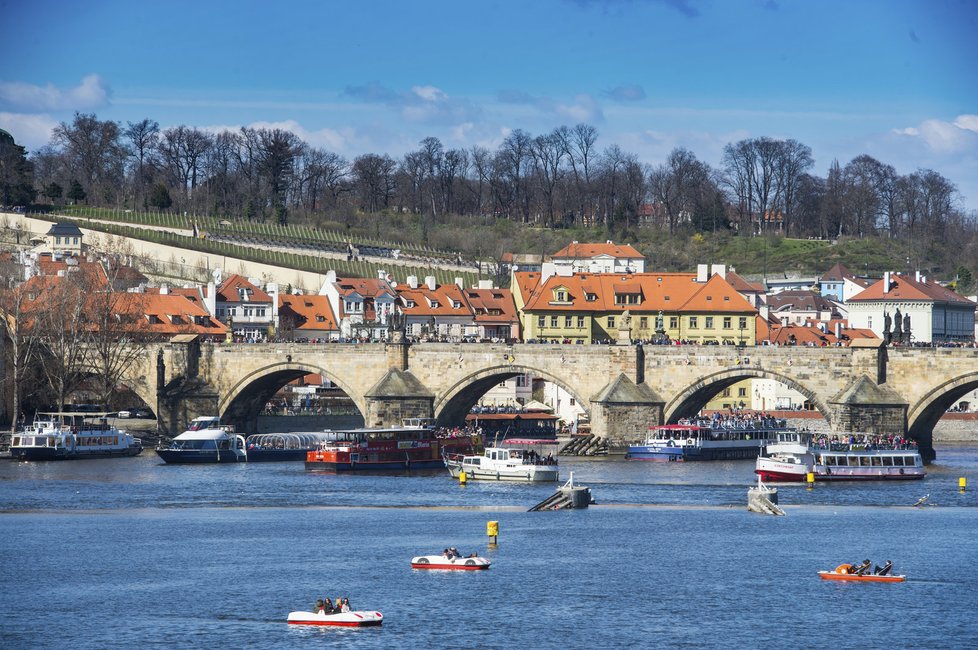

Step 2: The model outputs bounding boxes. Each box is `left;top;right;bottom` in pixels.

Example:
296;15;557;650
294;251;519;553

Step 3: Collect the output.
411;554;491;570
287;609;384;627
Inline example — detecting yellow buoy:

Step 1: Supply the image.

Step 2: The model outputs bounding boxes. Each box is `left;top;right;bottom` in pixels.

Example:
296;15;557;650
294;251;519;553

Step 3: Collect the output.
960;477;967;492
806;472;815;488
459;471;467;484
487;520;498;545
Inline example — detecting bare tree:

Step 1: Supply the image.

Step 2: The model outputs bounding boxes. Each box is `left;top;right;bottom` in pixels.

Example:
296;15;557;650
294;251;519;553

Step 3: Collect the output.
159;125;213;201
34;273;92;411
124;118;159;208
530;131;566;226
51;112;127;204
0;260;40;431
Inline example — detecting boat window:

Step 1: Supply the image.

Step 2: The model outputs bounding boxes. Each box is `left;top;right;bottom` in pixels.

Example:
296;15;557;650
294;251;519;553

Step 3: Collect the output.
903;456;915;466
893;456;904;466
860;457;871;466
871;457;882;466
882;457;893;466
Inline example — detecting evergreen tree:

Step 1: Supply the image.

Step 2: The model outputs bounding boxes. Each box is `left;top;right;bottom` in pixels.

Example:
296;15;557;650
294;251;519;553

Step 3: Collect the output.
66;179;87;204
0;129;36;206
148;183;172;211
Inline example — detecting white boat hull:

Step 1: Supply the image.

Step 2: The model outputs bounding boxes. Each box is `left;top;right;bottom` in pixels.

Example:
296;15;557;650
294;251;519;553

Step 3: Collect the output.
411;554;491;570
287;610;383;627
445;461;558;482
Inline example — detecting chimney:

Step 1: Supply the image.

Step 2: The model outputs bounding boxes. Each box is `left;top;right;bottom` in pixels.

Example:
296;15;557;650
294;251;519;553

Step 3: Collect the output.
206;281;216;314
407;275;418;289
711;264;726;278
915;270;920;282
378;269;387;280
759;305;770;320
478;279;493;289
425;276;436;291
455;277;463;289
835;322;842;338
160;284;169;295
697;264;708;283
883;272;890;293
606;240;613;244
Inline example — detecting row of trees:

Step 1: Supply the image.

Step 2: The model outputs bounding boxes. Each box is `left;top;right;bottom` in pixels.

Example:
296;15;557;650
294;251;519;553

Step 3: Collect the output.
13;112;970;244
0;258;149;430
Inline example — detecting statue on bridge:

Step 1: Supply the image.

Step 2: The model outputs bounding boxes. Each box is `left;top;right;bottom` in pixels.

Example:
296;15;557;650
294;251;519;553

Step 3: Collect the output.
903;312;911;343
883;311;892;345
893;308;903;343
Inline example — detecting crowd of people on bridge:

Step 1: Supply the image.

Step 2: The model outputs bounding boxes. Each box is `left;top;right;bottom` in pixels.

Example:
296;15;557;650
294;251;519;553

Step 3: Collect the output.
813;433;918;451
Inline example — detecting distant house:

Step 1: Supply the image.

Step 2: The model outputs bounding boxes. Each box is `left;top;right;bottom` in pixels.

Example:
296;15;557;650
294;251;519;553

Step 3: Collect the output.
214;274;277;342
819;262;873;302
278;294;339;342
396;276;474;340
549;240;645;274
44;223;84;255
847;271;976;343
320;270;397;341
765;290;841;326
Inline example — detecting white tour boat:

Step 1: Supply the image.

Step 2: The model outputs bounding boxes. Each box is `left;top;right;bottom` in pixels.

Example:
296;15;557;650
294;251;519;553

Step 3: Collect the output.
755;430;925;481
626;415;793;461
444;438;559;482
155;416;247;464
10;412;142;461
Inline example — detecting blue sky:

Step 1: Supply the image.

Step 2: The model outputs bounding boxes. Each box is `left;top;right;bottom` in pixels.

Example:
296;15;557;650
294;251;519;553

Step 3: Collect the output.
2;0;977;210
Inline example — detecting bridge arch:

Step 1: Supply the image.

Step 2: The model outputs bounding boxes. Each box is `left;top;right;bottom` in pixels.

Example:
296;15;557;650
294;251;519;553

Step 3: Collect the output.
907;371;978;443
434;364;591;426
664;368;828;423
219;361;367;421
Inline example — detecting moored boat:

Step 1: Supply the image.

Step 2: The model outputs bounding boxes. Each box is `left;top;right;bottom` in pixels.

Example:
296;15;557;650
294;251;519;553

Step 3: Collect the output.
411;551;491;570
305;419;482;472
287;610;383;626
444;439;559;482
10;413;142;461
755;431;925;482
626;414;791;461
155;416;247;464
245;431;344;462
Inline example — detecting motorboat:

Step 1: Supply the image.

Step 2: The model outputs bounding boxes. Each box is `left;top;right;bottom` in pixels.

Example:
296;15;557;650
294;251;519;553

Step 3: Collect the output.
818;563;905;583
155;416;247;463
444;439;559;482
626;415;792;461
306;419;482;472
756;431;925;482
411;552;491;570
10;412;142;460
287;609;383;627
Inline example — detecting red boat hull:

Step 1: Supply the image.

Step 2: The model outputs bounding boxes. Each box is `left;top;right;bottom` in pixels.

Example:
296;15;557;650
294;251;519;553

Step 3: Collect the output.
818;571;905;582
287;619;382;627
411;562;489;570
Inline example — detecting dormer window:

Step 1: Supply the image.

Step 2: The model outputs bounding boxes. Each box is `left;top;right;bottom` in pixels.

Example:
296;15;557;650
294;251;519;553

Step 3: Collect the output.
430;300;440;309
451;300;461;309
585;293;597;302
405;300;416;308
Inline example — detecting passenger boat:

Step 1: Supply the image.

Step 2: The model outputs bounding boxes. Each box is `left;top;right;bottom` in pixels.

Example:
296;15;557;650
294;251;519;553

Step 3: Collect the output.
155;416;247;464
10;412;142;461
245;431;345;462
625;415;792;461
755;431;925;482
411;552;491;570
305;419;482;472
444;439;559;482
818;563;905;582
287;609;383;627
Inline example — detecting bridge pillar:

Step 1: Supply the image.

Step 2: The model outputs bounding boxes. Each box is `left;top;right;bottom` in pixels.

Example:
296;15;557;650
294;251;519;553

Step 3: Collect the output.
589;374;664;449
364;369;434;428
156;336;220;436
829;374;909;441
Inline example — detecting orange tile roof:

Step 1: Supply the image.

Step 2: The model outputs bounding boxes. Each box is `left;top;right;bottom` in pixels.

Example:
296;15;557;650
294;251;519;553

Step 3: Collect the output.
279;294;338;331
551;241;643;260
463;287;519;324
216;274;272;303
679;273;758;313
849;273;975;305
725;271;764;293
397;283;470;317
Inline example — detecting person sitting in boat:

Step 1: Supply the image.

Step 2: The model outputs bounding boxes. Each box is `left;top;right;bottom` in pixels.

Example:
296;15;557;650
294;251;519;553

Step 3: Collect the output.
340;598;350;613
333;597;344;613
315;598;324;613
854;559;872;576
874;560;893;576
449;547;460;559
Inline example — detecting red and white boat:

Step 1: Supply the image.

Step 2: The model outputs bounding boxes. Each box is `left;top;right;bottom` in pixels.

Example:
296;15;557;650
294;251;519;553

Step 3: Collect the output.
411;552;491;570
287;609;383;627
755;430;925;482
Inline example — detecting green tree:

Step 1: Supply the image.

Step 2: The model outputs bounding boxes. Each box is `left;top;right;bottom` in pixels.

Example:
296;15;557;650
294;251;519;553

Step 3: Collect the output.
66;179;87;204
0;129;37;206
148;182;172;211
43;182;63;203
955;266;975;295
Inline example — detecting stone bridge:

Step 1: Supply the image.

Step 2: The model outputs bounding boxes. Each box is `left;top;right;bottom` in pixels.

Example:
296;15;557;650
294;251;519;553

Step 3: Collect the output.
121;336;978;461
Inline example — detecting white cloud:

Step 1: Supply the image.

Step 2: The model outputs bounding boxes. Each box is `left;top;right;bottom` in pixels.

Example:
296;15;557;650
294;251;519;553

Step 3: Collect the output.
412;86;447;102
0;112;59;149
892;114;978;153
0;74;110;112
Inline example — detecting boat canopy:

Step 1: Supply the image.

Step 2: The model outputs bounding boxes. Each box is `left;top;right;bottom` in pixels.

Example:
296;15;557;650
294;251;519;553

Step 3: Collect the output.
246;432;338;448
173;430;233;441
501;438;559;445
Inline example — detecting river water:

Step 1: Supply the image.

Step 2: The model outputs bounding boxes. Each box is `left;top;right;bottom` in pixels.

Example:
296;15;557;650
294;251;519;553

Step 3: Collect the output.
1;447;976;649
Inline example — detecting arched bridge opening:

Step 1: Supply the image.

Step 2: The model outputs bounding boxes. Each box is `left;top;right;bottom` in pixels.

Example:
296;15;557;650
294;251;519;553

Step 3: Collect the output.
434;365;589;437
665;369;828;423
220;363;366;434
907;373;978;463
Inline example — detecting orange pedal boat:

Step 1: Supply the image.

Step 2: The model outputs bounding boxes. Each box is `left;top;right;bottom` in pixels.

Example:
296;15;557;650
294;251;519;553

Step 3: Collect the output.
818;563;906;582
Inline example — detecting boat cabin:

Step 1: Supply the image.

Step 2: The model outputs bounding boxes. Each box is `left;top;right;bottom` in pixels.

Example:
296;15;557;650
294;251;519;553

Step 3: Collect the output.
816;452;923;468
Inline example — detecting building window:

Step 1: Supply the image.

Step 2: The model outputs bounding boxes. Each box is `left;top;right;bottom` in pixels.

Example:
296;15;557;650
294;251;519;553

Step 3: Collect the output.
577;316;585;328
722;388;731;397
689;316;698;329
738;387;747;397
670;317;678;329
739;317;748;330
564;316;572;327
608;316;616;329
723;317;732;329
868;316;873;329
705;317;714;329
550;316;558;328
538;316;545;328
640;317;648;329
